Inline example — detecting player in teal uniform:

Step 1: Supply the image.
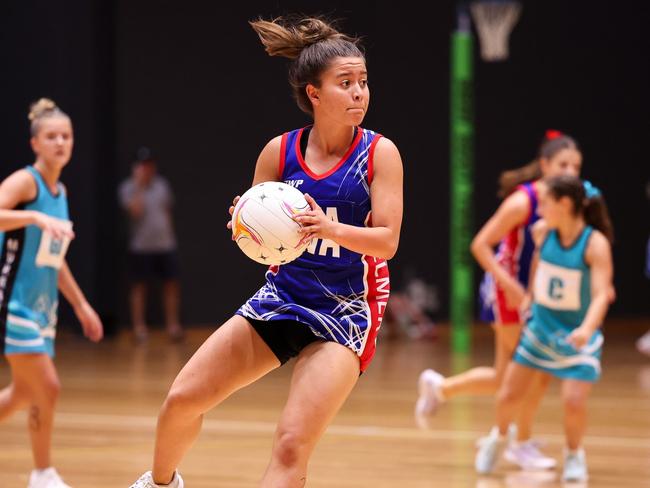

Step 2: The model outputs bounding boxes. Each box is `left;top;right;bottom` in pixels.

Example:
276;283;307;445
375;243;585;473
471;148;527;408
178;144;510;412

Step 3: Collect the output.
0;99;103;488
475;175;614;482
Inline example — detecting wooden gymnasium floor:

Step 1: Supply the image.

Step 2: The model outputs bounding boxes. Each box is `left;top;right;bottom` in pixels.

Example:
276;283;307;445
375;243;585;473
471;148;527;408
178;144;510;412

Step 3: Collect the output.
0;319;649;487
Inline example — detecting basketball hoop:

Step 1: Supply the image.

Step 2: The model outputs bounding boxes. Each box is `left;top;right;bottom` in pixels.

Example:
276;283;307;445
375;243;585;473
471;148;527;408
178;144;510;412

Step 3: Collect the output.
470;0;522;62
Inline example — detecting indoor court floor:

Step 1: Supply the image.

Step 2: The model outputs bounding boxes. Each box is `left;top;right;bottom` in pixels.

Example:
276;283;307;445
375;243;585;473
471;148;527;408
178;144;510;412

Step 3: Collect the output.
1;320;648;487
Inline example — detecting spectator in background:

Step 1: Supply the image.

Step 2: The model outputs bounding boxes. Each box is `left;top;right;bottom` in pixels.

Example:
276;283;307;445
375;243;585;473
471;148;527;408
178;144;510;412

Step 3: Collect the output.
118;147;183;343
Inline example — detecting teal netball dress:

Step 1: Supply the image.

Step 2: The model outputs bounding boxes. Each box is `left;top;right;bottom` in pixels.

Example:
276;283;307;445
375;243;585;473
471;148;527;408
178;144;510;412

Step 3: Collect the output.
514;226;602;382
0;166;69;357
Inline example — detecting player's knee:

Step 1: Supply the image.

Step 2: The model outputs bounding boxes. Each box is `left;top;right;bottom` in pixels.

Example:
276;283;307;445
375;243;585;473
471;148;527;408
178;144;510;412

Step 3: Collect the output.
162;389;192;413
162;387;202;417
272;430;309;468
497;385;520;407
563;390;587;413
39;377;61;404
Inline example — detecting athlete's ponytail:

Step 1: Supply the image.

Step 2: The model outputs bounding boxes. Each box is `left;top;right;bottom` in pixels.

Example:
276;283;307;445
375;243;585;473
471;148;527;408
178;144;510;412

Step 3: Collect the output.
250;16;364;116
498;130;580;198
28;98;69;136
545;175;614;243
584;194;614;244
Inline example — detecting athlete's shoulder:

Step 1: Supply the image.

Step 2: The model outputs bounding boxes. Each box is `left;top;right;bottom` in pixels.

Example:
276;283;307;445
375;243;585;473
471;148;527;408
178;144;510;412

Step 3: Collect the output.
259;134;284;160
495;187;530;223
0;167;38;208
371;136;402;183
585;228;611;257
253;134;286;185
372;136;400;162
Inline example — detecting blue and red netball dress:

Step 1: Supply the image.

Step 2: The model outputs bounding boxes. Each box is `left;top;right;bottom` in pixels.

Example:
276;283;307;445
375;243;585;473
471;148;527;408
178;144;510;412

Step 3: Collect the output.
479;182;539;325
237;127;389;372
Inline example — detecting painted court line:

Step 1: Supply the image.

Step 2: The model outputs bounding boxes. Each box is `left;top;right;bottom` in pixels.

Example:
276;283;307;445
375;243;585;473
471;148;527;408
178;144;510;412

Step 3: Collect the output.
48;412;650;449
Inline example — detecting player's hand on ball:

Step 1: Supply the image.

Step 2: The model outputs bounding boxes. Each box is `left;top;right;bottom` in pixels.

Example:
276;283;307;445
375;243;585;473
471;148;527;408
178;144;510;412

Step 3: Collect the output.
226;195;241;234
295;193;336;241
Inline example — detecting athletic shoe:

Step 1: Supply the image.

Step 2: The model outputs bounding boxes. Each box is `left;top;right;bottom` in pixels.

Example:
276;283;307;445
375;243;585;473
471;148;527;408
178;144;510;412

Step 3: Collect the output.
415;369;445;428
562;448;588;482
475;426;506;474
504;439;557;470
28;468;71;488
129;471;184;488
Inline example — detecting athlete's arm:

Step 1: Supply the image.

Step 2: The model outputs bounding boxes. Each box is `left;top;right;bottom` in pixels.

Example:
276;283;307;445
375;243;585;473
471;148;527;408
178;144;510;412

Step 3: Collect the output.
227;136;283;229
252;136;283;185
0;170;74;239
58;261;103;342
567;231;613;349
470;190;530;307
521;220;549;314
296;137;403;260
528;219;549;290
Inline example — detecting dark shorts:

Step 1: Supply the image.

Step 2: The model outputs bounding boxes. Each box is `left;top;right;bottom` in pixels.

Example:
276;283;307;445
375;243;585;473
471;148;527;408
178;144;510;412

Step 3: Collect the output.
244;317;324;365
129;251;179;282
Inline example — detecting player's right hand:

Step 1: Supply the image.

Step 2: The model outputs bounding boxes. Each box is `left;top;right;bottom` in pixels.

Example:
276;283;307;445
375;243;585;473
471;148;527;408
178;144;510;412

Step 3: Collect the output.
32;212;75;240
227;195;241;234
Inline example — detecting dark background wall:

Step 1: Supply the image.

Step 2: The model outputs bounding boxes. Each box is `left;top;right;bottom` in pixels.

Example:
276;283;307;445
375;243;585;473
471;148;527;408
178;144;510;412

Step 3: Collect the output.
1;1;648;333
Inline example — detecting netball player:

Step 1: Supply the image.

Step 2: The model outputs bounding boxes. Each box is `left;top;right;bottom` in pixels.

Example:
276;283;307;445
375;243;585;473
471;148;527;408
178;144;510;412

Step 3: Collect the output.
475;175;614;482
0;98;103;487
130;16;403;488
417;131;582;469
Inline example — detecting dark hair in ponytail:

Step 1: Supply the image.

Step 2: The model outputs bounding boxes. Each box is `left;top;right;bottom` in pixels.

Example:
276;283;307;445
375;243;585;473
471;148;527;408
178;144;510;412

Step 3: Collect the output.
545;175;614;243
250;16;364;116
498;130;580;198
584;196;614;243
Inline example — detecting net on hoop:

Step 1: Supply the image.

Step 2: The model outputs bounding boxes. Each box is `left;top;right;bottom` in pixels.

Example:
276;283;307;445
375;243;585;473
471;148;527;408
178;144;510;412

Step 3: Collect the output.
470;0;522;62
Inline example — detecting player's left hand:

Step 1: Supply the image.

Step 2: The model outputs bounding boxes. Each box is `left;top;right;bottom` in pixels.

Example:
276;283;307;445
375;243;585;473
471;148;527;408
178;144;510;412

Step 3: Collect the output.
294;194;336;241
74;301;104;342
566;326;590;350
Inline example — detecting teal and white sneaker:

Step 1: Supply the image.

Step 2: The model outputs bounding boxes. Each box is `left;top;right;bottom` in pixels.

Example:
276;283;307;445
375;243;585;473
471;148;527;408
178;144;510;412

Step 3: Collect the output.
562;448;588;482
475;426;506;474
129;471;184;488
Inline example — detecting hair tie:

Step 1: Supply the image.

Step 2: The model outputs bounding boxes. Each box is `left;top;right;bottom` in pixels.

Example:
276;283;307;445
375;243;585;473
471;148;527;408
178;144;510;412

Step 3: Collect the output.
545;129;563;140
583;180;601;199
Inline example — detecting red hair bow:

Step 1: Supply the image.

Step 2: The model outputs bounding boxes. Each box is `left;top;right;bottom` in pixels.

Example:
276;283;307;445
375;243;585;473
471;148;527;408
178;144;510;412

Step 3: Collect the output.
545;129;563;140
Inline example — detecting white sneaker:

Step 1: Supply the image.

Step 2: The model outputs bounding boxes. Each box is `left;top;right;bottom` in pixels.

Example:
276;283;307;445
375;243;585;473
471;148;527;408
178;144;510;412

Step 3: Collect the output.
637;331;650;356
475;426;506;474
504;439;557;470
415;369;445;428
562;448;588;482
129;471;184;488
28;467;71;488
